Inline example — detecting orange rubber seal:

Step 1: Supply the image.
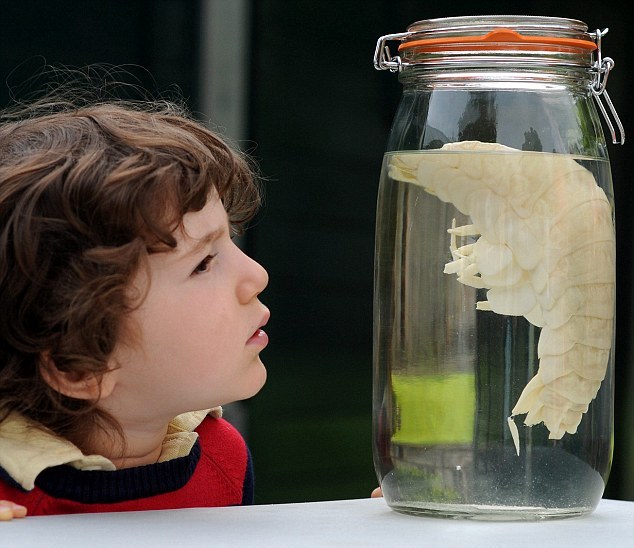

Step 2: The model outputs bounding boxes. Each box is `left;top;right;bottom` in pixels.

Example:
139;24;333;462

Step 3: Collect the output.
398;28;597;52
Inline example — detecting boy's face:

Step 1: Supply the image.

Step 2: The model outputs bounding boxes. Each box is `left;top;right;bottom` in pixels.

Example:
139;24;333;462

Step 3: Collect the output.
102;193;269;422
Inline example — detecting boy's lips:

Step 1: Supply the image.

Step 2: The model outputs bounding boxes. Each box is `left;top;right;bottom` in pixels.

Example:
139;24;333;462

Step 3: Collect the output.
247;328;269;347
247;308;270;347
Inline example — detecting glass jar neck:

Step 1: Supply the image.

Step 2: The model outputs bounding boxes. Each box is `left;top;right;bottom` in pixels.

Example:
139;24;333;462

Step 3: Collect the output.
398;64;594;94
373;15;624;145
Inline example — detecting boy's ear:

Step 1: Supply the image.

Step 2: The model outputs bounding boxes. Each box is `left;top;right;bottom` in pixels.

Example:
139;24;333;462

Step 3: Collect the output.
38;352;117;401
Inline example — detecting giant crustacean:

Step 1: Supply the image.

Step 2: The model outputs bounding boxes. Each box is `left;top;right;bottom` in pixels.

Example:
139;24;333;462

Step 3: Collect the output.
388;141;615;454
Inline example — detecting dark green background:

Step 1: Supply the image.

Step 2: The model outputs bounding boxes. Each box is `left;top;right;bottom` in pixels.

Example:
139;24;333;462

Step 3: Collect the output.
1;0;632;503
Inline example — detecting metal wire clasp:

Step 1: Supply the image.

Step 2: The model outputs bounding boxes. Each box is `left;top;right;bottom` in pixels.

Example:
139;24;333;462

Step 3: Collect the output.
590;28;625;145
373;32;411;72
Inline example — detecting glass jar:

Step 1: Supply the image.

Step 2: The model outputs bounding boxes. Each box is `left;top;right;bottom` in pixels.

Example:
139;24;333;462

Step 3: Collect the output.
372;15;624;520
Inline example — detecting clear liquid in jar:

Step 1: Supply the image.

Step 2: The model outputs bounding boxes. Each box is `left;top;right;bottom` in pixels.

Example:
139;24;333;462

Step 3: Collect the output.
373;148;614;519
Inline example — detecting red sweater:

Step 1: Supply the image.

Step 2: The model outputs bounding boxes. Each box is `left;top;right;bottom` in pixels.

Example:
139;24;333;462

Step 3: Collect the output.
0;417;254;515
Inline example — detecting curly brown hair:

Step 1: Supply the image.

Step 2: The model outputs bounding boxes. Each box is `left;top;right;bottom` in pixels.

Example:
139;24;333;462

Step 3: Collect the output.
0;99;261;448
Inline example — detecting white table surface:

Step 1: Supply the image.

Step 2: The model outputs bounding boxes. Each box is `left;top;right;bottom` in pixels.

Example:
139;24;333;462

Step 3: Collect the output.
2;497;633;547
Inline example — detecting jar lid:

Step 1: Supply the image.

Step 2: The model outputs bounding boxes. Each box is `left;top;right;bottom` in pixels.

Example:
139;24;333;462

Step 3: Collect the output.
400;28;597;53
399;15;597;53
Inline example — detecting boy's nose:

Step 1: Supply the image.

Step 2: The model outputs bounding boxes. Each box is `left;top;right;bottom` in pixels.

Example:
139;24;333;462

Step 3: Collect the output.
239;253;269;302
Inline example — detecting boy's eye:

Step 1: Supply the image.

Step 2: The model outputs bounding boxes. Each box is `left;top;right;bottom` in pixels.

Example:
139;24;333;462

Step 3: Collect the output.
193;255;215;275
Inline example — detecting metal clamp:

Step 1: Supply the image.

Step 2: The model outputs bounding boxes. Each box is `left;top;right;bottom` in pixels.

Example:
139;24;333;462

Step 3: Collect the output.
590;28;625;145
373;32;411;72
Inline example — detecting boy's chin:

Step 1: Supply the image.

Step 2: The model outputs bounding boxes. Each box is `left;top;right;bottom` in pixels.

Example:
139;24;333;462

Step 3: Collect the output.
246;367;268;398
225;366;268;405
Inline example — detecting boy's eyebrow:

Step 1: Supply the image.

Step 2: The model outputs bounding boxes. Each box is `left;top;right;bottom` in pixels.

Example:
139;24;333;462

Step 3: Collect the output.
181;226;225;258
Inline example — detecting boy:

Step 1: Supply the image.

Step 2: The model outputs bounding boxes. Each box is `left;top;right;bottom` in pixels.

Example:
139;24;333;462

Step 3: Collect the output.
0;97;269;518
